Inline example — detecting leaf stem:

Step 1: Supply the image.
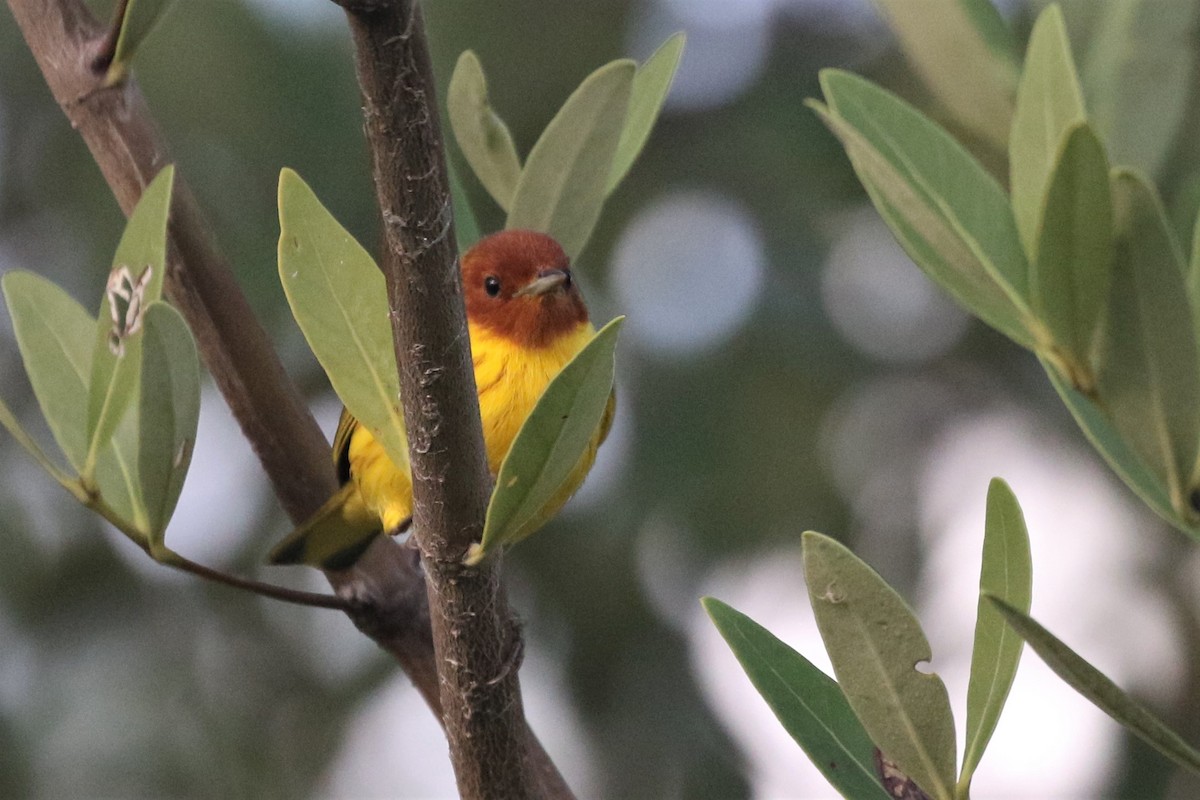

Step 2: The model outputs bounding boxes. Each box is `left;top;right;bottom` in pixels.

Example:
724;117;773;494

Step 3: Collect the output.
84;494;350;610
164;554;352;610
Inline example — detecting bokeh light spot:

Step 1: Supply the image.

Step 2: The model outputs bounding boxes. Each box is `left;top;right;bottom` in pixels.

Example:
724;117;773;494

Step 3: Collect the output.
612;192;765;359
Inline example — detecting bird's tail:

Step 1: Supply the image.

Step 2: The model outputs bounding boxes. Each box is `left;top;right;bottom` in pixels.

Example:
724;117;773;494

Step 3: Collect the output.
267;482;381;569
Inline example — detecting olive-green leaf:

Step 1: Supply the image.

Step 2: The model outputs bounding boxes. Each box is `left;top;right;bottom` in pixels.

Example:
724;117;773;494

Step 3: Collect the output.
988;596;1200;774
473;317;622;563
106;0;174;81
703;597;889;800
1189;206;1200;350
449;159;482;253
606;33;685;194
1010;4;1087;259
138;302;199;550
277;168;408;470
959;479;1032;795
4;271;97;473
1031;123;1112;387
811;70;1034;347
872;0;1017;153
448;51;523;212
2;271;142;531
803;531;957;800
1097;170;1199;518
0;392;75;490
1083;0;1198;180
507;60;634;259
85;164;173;479
1043;358;1184;533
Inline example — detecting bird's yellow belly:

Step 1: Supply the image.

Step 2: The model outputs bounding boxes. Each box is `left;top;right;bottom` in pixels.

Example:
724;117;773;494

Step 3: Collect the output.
346;320;607;536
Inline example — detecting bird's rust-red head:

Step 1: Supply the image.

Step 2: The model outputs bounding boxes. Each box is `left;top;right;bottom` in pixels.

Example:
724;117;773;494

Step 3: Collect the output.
461;229;589;348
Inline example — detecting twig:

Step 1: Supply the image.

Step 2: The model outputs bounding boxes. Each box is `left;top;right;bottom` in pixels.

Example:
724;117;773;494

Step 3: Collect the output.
168;554;351;610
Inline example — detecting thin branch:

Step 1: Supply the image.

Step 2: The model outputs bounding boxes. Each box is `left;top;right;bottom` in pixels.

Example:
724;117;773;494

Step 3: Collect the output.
168;554;352;610
341;1;575;798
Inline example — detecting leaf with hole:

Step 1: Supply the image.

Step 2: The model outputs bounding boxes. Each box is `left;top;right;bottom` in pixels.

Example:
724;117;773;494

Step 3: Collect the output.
606;33;685;194
959;479;1032;794
85;164;173;480
803;530;957;800
703;597;889;800
507;60;634;259
472;317;622;564
277;168;408;471
448;51;523;212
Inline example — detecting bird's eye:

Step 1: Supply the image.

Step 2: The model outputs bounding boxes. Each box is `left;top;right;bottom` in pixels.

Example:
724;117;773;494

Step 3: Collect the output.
562;269;573;289
484;276;501;297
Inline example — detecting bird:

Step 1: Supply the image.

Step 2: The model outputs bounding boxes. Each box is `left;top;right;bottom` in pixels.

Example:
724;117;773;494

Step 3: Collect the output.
269;229;614;569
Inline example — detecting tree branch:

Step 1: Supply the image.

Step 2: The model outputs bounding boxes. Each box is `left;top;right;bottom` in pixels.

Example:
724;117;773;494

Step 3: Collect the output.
341;2;573;798
7;0;573;796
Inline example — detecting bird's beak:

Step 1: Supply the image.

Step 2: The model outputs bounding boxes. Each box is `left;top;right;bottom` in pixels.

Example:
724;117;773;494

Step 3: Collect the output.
514;269;570;297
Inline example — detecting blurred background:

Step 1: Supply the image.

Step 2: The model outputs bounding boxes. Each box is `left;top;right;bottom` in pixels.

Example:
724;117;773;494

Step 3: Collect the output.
4;0;1200;797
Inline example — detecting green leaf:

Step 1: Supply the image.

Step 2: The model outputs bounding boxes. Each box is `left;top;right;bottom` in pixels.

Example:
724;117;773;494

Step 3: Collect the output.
1031;123;1112;387
106;0;174;80
0;392;77;491
3;271;97;473
811;70;1035;348
1097;170;1199;518
137;302;199;550
472;317;622;563
507;60;634;259
871;0;1017;153
988;596;1200;775
606;33;685;194
1010;4;1088;258
803;531;957;800
85;164;173;479
2;271;143;531
1043;358;1184;532
703;597;889;800
277;168;408;471
447;51;523;212
1082;0;1198;180
449;159;482;253
1189;206;1200;350
959;479;1032;794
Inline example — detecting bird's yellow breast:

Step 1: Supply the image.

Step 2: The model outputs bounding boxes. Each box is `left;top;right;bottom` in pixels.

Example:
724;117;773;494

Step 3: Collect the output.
345;318;607;535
